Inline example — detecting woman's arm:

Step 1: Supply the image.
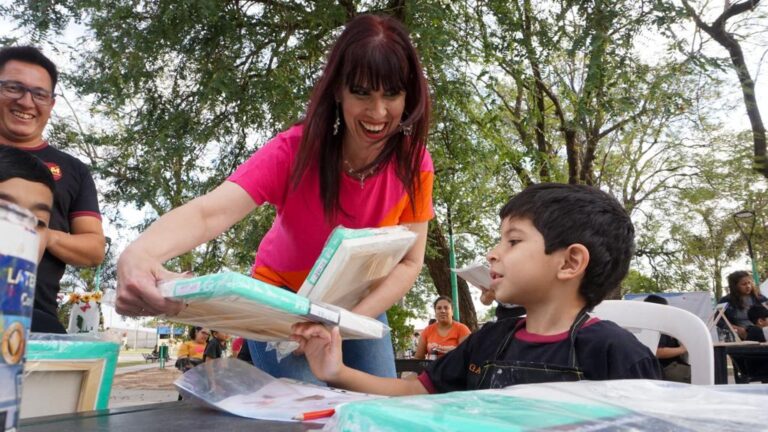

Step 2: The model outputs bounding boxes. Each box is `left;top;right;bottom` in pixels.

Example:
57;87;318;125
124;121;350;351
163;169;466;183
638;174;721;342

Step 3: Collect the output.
351;221;428;318
116;182;258;316
656;346;687;359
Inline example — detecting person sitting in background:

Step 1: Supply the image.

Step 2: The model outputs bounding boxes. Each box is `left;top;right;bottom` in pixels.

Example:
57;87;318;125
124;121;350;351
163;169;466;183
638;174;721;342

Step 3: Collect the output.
480;288;526;321
643;294;690;383
231;336;245;358
204;330;229;362
719;271;767;340
414;296;471;360
746;305;768;342
175;326;208;372
293;184;661;395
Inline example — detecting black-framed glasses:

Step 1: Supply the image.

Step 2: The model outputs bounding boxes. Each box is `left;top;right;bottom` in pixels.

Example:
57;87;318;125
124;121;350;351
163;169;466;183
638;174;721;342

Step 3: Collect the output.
0;80;55;106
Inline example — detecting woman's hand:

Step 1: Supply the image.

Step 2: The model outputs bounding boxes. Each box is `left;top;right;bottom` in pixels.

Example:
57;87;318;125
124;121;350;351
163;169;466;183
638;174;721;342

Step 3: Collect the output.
291;323;344;382
734;325;747;340
480;289;495;306
115;245;186;317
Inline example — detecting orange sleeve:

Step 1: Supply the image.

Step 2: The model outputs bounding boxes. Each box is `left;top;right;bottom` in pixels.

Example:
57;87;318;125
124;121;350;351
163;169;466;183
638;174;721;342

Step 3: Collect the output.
421;324;435;344
399;170;434;223
457;323;472;339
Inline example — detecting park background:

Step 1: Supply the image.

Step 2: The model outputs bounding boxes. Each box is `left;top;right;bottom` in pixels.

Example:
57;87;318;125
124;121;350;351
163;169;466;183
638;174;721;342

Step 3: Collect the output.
1;0;767;353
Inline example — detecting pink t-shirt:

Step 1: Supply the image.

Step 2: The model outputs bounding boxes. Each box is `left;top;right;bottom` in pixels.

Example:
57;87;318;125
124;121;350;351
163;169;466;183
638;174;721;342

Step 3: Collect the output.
227;124;434;292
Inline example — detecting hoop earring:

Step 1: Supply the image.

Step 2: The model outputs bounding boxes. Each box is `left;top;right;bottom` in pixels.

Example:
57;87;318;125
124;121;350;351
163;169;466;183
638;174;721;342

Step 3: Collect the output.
333;104;341;136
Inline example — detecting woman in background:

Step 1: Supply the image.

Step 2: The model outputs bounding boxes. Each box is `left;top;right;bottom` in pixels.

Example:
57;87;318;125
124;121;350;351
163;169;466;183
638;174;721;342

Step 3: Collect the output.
415;296;471;359
719;270;767;339
175;326;208;372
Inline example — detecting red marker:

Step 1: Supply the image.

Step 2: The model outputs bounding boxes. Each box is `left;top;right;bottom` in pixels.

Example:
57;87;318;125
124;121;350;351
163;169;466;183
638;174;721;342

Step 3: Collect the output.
293;408;336;421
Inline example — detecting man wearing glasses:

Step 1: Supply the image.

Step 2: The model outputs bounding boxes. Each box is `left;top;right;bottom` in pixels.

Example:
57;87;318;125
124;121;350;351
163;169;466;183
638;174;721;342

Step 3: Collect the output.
0;46;105;333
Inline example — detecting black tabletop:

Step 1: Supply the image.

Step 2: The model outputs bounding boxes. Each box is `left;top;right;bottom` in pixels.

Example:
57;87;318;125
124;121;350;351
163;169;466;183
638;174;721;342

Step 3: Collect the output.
20;400;324;432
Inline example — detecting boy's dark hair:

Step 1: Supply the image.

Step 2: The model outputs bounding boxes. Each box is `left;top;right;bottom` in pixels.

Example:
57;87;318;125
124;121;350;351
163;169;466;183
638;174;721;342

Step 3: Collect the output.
499;183;635;309
0;145;55;193
433;295;452;309
747;305;768;324
643;294;668;305
0;46;58;90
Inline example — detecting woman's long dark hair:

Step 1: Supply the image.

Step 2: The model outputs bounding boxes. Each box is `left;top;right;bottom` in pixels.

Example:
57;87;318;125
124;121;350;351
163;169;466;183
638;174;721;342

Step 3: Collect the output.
291;14;431;220
726;270;759;309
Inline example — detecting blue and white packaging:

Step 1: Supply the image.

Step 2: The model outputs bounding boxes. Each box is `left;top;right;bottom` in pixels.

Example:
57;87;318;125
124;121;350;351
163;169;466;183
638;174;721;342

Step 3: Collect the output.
0;199;39;432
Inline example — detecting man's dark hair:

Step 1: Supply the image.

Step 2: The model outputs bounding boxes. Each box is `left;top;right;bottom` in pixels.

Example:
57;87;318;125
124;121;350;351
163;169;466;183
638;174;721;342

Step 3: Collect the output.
0;46;58;90
748;305;768;324
0;145;55;193
643;294;668;305
499;183;635;309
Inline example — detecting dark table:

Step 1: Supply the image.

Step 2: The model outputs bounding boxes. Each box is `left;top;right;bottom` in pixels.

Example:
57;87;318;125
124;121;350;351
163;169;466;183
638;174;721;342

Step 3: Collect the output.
395;358;432;374
713;341;768;384
20;400;324;432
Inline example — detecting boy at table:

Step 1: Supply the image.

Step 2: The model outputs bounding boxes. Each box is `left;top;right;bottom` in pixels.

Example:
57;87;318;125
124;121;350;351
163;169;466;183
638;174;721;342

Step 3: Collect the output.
746;305;768;342
0;145;54;261
292;183;661;394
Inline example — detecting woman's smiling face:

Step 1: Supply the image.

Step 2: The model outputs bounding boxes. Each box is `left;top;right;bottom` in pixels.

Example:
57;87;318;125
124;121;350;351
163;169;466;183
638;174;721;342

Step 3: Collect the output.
339;84;405;154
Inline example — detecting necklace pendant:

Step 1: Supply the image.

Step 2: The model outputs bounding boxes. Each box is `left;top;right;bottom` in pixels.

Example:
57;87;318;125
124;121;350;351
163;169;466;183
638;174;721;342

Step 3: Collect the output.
359;178;365;189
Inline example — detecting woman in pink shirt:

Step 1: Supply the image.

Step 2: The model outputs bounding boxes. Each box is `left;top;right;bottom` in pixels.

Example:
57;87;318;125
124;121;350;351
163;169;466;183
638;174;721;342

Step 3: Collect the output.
116;14;433;382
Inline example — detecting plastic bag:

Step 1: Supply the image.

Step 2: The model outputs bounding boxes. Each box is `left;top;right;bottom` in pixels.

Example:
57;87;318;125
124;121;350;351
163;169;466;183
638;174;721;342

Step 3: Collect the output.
175;357;380;423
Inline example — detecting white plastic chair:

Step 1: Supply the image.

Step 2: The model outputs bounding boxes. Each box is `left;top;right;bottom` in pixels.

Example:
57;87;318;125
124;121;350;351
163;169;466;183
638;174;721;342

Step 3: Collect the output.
592;300;715;385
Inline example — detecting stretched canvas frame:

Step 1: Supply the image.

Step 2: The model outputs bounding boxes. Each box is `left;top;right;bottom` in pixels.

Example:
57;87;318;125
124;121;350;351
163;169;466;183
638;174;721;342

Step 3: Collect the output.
20;337;119;418
21;359;105;416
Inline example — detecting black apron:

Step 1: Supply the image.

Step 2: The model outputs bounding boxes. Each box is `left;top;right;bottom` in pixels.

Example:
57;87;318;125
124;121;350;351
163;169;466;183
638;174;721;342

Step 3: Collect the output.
475;308;590;389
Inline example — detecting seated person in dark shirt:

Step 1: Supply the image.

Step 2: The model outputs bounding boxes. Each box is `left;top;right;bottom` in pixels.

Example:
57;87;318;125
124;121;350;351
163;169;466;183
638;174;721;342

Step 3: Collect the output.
203;330;229;362
292;183;661;395
643;294;690;383
746;305;768;342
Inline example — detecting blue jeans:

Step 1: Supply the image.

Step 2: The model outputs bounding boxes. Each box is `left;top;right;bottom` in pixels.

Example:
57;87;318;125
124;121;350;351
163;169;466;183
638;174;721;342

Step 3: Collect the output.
247;313;396;385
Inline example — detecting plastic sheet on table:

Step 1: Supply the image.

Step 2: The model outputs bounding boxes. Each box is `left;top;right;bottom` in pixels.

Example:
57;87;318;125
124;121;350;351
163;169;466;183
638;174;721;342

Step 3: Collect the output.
329;379;768;431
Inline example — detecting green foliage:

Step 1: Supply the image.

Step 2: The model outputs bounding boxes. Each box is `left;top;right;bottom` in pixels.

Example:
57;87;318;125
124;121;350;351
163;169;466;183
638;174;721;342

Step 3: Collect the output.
386;303;416;355
3;0;767;322
480;306;497;323
622;269;660;294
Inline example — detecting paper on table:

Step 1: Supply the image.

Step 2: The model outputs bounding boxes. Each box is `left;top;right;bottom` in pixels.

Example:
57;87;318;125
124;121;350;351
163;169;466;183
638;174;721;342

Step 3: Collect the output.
215;380;376;423
452;262;491;291
175;358;381;423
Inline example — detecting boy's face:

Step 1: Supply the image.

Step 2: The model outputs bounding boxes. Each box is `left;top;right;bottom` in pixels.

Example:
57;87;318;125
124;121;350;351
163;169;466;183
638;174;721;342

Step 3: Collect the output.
486;217;562;306
0;178;53;261
758;318;768;328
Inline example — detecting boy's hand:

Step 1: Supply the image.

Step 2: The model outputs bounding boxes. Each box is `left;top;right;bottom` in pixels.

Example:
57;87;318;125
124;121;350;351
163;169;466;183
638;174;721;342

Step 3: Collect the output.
291;323;343;382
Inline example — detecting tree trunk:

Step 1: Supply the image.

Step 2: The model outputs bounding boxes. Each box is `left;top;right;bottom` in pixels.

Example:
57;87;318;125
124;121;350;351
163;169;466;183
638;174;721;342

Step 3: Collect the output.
425;221;479;330
682;0;767;177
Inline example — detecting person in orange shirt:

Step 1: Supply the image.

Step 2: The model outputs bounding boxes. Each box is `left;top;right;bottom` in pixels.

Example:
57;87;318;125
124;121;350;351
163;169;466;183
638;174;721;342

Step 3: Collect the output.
415;296;471;359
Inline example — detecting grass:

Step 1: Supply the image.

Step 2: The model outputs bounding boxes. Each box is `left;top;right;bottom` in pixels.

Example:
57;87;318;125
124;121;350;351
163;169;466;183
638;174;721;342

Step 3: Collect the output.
117;360;147;368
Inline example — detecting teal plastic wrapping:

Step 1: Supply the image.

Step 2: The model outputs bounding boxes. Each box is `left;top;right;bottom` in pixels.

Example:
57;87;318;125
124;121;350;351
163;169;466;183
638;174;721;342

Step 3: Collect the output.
330;380;768;431
332;391;634;431
25;334;119;410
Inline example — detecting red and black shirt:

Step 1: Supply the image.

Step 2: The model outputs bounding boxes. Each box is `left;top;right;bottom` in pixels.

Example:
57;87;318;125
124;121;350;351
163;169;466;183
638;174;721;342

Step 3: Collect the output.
24;142;101;331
